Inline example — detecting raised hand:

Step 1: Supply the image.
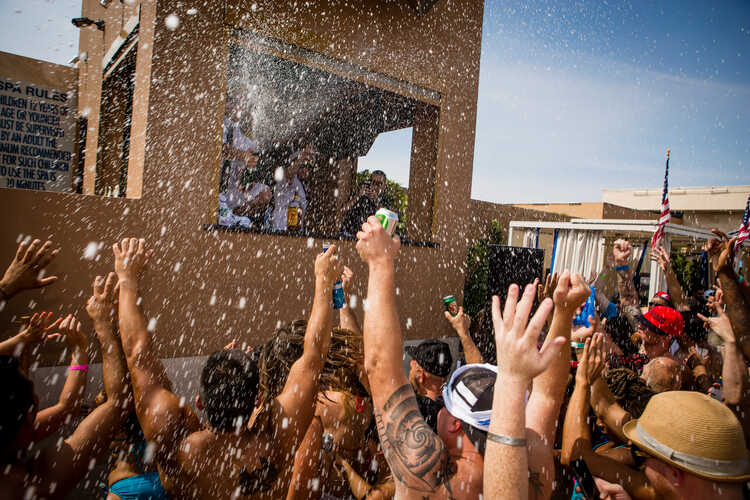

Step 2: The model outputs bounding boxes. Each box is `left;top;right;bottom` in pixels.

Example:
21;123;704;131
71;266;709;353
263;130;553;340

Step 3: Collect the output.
492;283;565;382
86;273;118;330
341;266;354;294
650;245;671;273
698;290;735;345
113;238;151;287
537;271;558;304
57;314;88;354
576;333;605;385
355;215;400;266
612;239;633;267
705;229;737;274
315;243;343;285
19;312;64;345
0;239;59;298
445;305;471;334
571;321;594;345
553;271;590;315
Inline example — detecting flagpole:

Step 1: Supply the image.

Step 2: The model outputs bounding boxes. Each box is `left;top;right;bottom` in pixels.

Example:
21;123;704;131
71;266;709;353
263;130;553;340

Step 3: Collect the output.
649;149;672;298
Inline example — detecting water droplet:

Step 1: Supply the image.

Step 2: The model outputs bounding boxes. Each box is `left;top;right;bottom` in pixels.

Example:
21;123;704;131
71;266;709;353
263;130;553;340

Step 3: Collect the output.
165;14;180;30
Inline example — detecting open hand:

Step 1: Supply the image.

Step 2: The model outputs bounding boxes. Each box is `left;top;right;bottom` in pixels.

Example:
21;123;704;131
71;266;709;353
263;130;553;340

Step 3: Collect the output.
356;216;400;266
1;239;59;298
650;245;671;273
553;271;590;315
113;238;151;287
341;266;354;294
705;229;737;274
613;239;633;267
576;333;605;385
492;283;565;382
56;314;87;352
19;312;64;345
86;272;118;329
698;291;735;344
537;271;558;304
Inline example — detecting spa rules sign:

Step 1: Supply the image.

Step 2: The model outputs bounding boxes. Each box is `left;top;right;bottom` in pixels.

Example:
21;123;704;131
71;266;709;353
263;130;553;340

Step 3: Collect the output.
0;78;75;192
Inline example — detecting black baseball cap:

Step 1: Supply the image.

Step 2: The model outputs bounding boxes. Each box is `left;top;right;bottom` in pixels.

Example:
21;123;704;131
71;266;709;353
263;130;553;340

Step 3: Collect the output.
405;340;453;378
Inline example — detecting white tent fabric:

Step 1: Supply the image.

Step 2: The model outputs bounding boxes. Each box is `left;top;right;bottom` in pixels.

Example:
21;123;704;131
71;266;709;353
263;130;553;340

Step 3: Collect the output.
522;229;538;248
551;229;605;278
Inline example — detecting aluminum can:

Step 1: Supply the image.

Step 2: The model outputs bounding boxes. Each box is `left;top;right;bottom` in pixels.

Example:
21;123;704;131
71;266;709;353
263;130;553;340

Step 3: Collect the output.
333;281;345;309
443;295;459;316
375;208;399;236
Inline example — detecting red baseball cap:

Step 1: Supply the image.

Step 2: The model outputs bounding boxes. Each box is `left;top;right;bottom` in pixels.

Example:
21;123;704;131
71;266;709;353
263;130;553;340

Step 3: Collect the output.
637;306;684;338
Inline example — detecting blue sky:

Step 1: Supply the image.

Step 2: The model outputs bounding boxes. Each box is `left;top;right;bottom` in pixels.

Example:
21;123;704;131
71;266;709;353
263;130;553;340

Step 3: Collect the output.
3;0;748;202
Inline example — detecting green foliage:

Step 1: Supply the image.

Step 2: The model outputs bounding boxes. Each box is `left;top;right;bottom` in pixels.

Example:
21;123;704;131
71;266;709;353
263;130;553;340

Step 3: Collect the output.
670;252;702;295
355;169;408;234
463;219;503;318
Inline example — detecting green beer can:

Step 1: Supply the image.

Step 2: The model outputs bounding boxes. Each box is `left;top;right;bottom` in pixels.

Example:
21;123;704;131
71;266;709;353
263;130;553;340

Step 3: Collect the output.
375;208;399;236
443;295;459;316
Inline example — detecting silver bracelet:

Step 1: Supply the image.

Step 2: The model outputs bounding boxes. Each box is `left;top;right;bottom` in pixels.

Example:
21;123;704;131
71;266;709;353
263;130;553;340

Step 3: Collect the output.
487;431;527;447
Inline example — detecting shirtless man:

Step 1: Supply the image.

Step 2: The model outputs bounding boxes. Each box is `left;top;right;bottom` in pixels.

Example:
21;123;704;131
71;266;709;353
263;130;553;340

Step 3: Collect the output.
113;237;341;499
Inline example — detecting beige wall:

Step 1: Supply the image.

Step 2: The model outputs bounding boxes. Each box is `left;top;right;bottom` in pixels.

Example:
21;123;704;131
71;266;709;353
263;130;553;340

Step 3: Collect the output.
512;201;654;221
1;0;486;365
603;185;749;212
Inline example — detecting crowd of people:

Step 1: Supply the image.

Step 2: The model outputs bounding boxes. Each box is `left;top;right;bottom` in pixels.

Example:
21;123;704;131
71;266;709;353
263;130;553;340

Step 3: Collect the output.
1;218;749;500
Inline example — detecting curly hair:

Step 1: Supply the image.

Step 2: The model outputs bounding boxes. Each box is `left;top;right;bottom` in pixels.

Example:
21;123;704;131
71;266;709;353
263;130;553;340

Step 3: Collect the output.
257;321;306;407
603;368;655;418
319;327;369;399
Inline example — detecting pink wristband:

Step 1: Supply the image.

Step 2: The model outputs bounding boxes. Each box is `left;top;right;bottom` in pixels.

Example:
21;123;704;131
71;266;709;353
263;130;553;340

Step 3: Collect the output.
69;364;89;372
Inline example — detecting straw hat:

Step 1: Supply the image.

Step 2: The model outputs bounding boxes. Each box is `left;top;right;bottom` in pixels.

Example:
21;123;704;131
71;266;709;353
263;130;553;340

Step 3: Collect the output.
623;391;750;482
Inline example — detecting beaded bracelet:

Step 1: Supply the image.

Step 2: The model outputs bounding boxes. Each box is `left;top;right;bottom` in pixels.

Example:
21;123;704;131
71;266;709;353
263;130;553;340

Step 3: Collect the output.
69;364;89;372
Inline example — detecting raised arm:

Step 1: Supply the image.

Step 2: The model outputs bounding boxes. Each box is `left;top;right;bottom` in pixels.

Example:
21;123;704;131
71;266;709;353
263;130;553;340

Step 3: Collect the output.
275;244;340;446
445;306;484;364
706;231;750;360
561;334;656;500
0;239;59;306
338;266;362;335
699;289;746;405
485;284;565;500
114;238;199;469
650;246;687;310
32;314;89;442
356;216;448;496
613;239;639;308
523;271;589;499
86;272;133;410
30;279;132;499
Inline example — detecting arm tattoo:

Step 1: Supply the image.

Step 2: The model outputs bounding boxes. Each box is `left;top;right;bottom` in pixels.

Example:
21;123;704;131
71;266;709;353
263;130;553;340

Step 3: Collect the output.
528;469;544;500
374;384;449;493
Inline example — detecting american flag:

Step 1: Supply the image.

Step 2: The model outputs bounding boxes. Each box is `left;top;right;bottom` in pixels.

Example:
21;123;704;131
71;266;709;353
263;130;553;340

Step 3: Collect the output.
736;193;750;253
651;150;671;249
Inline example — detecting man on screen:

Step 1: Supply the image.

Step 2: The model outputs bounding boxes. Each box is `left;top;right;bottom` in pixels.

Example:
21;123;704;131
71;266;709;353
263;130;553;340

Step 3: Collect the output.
340;170;389;236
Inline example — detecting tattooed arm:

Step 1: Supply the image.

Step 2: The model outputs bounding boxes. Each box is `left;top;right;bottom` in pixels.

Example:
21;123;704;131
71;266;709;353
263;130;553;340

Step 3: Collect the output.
356;216;449;497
